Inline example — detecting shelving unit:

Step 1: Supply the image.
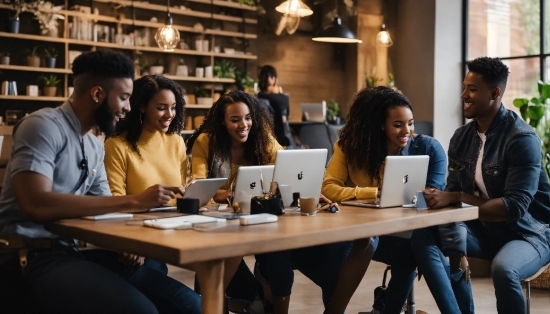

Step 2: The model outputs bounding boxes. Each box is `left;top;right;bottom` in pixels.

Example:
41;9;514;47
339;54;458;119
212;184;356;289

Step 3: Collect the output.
0;0;258;128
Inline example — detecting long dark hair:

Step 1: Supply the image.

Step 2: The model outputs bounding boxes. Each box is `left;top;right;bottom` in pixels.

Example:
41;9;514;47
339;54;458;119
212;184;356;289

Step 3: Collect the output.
111;75;186;156
258;65;277;93
338;86;413;183
186;90;274;165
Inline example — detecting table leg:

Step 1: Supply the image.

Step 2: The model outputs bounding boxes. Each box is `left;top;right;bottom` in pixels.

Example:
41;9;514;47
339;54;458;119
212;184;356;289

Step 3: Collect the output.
192;259;225;314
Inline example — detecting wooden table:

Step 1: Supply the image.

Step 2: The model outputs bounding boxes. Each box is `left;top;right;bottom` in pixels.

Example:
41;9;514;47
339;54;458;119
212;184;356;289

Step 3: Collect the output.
49;205;478;313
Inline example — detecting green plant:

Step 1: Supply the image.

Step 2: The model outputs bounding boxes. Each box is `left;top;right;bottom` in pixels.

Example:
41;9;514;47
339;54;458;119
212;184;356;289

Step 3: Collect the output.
365;67;382;88
24;46;39;57
388;73;395;88
326;99;339;122
214;60;236;78
235;0;255;7
0;51;10;57
6;0;26;19
513;81;550;175
39;74;60;87
43;46;58;58
152;59;163;67
234;69;254;91
194;86;210;98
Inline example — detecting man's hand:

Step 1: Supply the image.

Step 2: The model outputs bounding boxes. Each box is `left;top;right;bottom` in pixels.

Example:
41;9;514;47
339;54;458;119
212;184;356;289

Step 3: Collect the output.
423;188;456;209
119;252;145;266
135;184;185;209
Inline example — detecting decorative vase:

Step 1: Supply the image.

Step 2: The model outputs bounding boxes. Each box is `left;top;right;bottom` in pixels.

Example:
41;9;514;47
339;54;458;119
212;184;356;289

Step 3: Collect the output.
43;86;57;97
7;18;19;34
26;56;40;67
197;97;213;106
45;57;56;68
149;66;164;75
0;57;9;65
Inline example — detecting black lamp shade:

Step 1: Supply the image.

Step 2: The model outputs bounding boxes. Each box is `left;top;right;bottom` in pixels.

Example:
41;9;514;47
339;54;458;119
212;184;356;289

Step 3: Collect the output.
312;17;362;43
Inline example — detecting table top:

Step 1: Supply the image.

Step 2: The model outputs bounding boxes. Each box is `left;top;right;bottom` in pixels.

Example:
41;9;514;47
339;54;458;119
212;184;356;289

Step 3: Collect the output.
49;205;478;266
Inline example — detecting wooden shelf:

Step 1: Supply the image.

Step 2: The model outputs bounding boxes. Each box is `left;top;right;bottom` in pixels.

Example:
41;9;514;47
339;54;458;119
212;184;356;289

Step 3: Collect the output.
164;75;235;83
186;104;214;109
0;31;68;43
0;65;71;74
0;96;66;101
186;0;257;11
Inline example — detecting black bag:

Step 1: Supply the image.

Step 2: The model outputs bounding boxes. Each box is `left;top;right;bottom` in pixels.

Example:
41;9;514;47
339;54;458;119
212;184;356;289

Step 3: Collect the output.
250;197;285;215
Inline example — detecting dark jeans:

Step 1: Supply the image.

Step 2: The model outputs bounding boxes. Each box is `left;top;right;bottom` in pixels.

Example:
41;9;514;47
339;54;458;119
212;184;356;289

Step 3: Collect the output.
15;247;200;314
255;241;353;308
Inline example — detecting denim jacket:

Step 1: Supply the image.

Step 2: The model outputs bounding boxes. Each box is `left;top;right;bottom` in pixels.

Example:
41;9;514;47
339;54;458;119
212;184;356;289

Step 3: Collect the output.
447;105;550;253
401;134;447;190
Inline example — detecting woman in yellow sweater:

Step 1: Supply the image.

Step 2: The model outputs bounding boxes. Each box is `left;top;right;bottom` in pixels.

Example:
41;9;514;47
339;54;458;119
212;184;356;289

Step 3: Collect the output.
104;75;240;314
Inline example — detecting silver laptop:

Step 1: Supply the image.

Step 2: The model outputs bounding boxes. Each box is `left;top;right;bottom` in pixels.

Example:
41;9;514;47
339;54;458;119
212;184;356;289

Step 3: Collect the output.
272;149;328;200
183;178;227;207
300;102;326;122
233;165;275;213
342;155;429;208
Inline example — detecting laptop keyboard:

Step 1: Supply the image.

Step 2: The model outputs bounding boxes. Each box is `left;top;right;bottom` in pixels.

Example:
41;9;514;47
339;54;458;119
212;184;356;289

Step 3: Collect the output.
346;200;379;206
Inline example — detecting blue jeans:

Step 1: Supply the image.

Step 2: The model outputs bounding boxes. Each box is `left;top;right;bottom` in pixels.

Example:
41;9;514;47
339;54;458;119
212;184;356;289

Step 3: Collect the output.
371;236;418;314
23;247;201;314
256;241;352;308
412;220;550;314
411;226;474;314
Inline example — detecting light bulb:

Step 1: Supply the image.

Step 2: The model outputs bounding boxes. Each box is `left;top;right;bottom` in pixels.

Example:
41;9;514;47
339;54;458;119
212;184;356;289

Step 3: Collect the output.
275;0;313;17
376;24;393;47
155;24;180;51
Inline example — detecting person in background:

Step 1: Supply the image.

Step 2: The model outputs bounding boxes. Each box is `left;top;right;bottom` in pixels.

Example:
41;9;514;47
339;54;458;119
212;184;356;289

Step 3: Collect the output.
0;50;190;313
322;86;448;314
187;89;283;312
257;65;294;147
411;56;550;314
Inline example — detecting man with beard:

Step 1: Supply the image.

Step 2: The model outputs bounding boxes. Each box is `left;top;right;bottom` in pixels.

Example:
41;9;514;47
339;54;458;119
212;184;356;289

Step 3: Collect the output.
0;50;199;313
410;57;550;314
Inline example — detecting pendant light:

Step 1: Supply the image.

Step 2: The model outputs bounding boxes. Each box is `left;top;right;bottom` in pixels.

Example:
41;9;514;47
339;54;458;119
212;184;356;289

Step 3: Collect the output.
276;0;313;17
155;0;180;51
376;24;393;47
312;0;361;43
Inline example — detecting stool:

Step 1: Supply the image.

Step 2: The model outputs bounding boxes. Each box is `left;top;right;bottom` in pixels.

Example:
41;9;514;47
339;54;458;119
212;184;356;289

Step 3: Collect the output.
522;261;550;314
359;266;416;314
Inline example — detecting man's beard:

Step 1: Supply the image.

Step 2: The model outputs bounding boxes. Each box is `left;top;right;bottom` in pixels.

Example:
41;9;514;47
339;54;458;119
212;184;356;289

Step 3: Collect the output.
94;98;116;137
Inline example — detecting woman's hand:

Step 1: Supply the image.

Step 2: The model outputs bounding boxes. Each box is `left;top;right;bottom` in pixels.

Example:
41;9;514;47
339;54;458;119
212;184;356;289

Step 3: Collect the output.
120;252;145;266
423;188;455;209
214;189;232;204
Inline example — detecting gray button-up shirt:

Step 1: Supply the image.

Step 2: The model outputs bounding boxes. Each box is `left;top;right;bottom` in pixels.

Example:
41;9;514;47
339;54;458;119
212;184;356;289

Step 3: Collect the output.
0;102;110;238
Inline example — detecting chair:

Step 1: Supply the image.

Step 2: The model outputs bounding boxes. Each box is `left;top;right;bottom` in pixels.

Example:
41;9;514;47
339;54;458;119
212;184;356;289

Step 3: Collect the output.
298;122;335;165
359;266;416;314
414;121;433;136
522;261;550;314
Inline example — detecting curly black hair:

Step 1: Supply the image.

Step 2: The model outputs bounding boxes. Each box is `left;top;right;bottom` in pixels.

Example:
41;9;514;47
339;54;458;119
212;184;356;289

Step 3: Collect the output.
72;49;134;96
186;90;275;166
467;57;509;92
258;65;277;92
338;86;413;184
110;75;186;156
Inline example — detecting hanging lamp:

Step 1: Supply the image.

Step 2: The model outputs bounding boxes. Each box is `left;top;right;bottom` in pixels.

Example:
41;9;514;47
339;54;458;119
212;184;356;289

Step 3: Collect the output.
312;0;361;43
276;0;313;17
376;24;393;47
155;0;180;51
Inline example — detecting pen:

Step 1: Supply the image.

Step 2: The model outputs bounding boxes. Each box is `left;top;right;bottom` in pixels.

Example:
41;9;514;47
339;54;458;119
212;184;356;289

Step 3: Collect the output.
260;172;264;192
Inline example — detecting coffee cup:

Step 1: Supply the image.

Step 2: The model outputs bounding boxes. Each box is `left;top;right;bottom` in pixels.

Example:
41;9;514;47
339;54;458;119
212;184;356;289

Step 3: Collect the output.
299;197;318;216
177;198;200;214
278;184;292;207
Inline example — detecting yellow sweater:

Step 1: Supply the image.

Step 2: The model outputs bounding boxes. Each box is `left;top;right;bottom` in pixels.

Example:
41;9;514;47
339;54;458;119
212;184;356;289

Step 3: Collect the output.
321;141;380;202
104;129;188;197
191;133;283;190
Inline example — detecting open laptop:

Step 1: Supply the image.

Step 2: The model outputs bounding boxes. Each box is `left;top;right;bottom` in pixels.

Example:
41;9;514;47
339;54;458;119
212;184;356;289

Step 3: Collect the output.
272;149;328;201
233;165;275;213
342;155;429;208
300;101;326;122
183;178;227;207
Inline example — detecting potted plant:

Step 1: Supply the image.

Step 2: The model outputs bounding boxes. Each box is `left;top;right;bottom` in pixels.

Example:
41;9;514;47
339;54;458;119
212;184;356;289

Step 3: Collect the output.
43;46;57;68
326;99;340;125
234;69;255;93
213;60;236;78
513;81;550;175
39;74;60;97
25;0;65;37
149;59;164;75
6;0;26;33
195;86;212;106
24;46;40;67
0;51;10;65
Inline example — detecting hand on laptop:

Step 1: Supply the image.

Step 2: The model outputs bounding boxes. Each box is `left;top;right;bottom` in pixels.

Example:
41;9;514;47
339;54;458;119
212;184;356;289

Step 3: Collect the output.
135;184;186;209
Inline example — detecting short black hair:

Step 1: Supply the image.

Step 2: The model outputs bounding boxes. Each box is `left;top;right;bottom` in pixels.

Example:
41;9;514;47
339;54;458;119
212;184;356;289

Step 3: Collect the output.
258;65;277;92
467;57;509;91
72;49;134;79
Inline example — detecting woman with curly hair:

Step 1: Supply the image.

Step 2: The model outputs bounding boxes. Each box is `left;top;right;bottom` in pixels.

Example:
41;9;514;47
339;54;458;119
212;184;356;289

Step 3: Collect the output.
322;86;449;314
187;89;283;202
104;75;241;314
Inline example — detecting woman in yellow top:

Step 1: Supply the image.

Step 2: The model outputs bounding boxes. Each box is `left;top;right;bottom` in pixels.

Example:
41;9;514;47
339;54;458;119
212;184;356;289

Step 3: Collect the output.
322;87;449;314
187;89;283;203
104;75;240;314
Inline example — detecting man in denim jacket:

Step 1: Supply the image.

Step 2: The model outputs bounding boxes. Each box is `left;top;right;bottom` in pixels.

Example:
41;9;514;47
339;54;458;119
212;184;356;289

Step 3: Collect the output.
411;57;550;314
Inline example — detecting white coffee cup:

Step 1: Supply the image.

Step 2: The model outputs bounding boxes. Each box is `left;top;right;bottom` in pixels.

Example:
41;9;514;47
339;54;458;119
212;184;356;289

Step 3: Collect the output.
204;66;213;78
195;67;204;78
278;184;292;207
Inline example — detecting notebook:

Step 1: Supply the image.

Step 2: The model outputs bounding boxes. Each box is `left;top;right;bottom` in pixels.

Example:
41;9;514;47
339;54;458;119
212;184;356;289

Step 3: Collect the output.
300;102;326;122
342;155;429;208
143;215;225;229
233;165;275;213
272;149;328;199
